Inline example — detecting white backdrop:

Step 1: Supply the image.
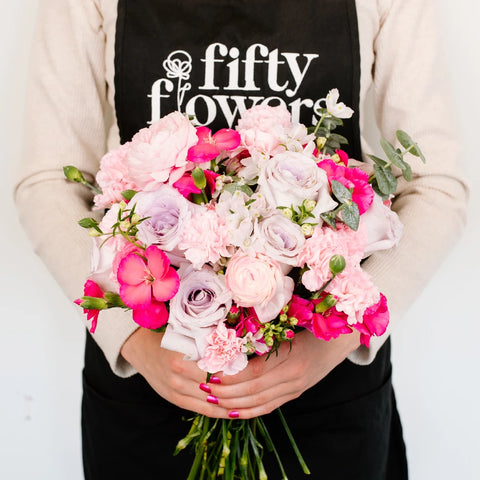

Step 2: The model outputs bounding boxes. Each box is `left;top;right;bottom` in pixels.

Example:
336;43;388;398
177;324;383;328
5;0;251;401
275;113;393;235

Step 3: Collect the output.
1;1;478;479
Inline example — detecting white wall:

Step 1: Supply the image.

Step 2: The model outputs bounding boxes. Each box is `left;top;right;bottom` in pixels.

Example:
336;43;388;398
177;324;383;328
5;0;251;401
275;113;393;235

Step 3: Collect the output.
0;1;478;479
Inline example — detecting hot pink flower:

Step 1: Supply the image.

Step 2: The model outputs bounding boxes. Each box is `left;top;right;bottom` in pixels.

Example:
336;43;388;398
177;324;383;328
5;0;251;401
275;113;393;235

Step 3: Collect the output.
197;321;248;375
117;245;180;309
132;299;169;330
310;303;352;341
287;295;314;329
235;308;262;337
352;293;389;347
74;279;104;333
318;158;374;214
187;127;241;163
173;169;220;199
335;149;349;166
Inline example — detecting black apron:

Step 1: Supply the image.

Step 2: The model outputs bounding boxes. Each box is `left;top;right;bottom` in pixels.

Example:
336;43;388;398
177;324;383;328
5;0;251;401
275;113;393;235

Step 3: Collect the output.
82;1;408;478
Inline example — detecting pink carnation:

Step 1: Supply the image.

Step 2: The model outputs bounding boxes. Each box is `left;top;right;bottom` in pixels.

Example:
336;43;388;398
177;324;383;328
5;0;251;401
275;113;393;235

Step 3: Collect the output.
94;144;139;209
124;111;197;191
74;279;104;333
298;223;367;292
329;268;380;325
197;321;248;375
236;104;292;155
178;208;232;269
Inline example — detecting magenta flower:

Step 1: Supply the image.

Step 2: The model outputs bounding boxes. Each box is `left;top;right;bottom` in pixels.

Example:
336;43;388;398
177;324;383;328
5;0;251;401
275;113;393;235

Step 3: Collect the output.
287;295;314;329
318;158;374;214
132;299;169;330
173;169;219;199
187;126;241;163
311;307;352;341
352;293;389;347
74;279;104;333
117;245;179;309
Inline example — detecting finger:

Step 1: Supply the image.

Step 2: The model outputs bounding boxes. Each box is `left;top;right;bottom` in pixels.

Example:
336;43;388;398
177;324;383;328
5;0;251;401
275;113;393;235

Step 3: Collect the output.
225;392;299;420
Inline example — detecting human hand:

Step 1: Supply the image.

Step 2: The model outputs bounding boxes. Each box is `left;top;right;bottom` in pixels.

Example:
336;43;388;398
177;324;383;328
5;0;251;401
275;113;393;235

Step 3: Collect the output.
120;328;231;418
208;329;361;419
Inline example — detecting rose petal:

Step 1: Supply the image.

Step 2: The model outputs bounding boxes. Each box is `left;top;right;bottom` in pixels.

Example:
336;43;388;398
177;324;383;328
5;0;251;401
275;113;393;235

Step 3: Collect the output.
212;129;241;151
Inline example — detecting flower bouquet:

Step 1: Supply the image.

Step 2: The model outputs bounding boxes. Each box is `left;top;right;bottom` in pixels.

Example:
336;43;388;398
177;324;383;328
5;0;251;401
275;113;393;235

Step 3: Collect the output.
65;89;424;479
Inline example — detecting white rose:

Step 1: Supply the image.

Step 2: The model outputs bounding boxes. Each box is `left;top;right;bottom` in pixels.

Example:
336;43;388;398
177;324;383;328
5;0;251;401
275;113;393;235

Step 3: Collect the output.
257;151;337;220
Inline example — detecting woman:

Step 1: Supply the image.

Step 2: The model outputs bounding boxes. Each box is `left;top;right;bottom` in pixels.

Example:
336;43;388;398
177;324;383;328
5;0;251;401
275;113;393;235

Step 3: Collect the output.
15;0;467;478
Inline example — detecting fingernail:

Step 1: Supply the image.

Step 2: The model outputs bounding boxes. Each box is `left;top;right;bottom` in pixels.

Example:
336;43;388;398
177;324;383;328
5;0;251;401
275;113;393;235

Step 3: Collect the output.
199;383;211;394
209;376;221;384
206;395;219;405
228;411;240;419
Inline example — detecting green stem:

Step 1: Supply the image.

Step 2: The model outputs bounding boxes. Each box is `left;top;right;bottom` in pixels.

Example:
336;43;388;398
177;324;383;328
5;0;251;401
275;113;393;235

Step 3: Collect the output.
313;113;327;137
277;409;310;475
258;417;289;480
311;274;336;300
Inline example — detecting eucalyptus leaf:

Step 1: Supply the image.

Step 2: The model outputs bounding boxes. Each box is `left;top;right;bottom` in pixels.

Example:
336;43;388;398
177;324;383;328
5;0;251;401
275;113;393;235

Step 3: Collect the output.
374;165;397;195
396;130;414;149
326;139;341;150
367;154;388;168
223;183;254;197
320;212;337;230
341;202;359;231
329;133;349;145
380;138;406;169
402;163;413;181
372;180;389;201
331;180;352;202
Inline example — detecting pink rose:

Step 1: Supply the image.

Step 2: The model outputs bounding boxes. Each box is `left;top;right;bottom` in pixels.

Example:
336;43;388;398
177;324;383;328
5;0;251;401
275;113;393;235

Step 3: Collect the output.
125;111;197;191
225;252;294;323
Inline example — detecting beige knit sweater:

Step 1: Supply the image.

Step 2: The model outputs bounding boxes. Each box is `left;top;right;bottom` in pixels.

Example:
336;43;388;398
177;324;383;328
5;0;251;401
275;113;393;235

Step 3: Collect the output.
15;0;468;377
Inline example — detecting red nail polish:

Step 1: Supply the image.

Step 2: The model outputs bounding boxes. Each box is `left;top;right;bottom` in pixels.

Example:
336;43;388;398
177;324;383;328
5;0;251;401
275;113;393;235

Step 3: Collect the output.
199;383;211;394
206;395;219;405
228;411;239;419
209;376;221;384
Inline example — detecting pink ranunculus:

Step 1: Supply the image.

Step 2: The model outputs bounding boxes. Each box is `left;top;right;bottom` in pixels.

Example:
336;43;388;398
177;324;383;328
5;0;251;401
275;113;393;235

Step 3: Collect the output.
360;194;403;258
124;111;198;191
317;158;374;214
329;267;380;325
352;293;389;347
74;279;104;333
93;143;139;210
132;299;169;330
225;252;294;323
178;208;232;269
197;321;248;375
117;245;179;309
298;223;367;292
187;127;241;163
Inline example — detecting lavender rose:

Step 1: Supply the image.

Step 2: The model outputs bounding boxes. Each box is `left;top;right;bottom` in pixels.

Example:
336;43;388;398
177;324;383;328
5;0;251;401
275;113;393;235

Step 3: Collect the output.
161;264;233;361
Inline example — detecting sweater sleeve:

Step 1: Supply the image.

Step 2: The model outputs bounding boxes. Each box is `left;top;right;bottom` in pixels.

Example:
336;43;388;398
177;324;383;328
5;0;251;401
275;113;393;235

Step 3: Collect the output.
14;0;139;377
348;0;469;364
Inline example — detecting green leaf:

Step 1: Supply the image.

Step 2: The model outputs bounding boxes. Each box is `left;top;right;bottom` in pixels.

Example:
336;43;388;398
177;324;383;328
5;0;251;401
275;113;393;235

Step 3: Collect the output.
78;217;100;230
320;212;337;230
329;133;349;145
402;163;413;181
331;180;352;203
380;138;407;170
223;182;254;197
396;130;415;149
371;180;389;201
374;165;397;195
341;202;360;231
367;154;388;168
192;167;207;190
326;139;341;150
121;189;137;201
80;296;108;310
